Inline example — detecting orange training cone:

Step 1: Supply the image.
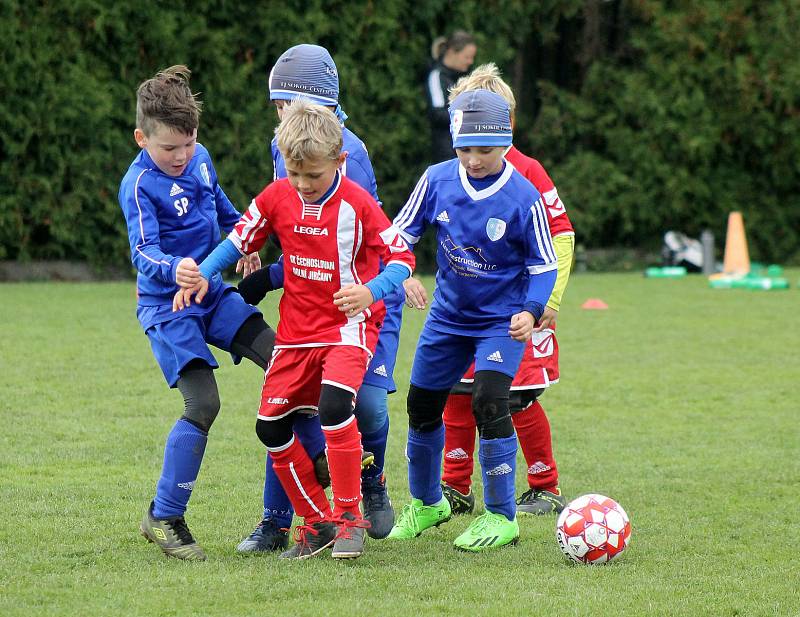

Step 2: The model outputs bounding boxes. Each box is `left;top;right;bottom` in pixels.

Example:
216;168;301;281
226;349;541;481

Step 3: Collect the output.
709;211;750;280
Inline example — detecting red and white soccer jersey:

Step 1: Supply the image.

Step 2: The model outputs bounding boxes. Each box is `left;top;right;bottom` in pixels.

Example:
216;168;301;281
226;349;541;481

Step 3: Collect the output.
228;172;415;354
460;146;573;390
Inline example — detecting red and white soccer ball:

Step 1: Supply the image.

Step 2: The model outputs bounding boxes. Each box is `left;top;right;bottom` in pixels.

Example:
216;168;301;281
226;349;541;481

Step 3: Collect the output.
556;494;631;564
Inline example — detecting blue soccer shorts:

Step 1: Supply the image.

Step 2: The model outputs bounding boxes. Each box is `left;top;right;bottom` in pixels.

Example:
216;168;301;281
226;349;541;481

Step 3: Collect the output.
409;325;525;391
145;288;260;387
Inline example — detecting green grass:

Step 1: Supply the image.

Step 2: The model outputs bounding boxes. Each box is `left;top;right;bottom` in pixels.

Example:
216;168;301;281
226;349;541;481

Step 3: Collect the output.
1;272;799;616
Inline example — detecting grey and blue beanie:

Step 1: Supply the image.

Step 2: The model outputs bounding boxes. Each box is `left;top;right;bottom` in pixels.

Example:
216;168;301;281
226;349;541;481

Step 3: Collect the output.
269;44;339;106
449;89;513;148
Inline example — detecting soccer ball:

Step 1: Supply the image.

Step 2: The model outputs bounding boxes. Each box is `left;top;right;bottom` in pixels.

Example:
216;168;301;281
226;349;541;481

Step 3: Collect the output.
556;494;631;564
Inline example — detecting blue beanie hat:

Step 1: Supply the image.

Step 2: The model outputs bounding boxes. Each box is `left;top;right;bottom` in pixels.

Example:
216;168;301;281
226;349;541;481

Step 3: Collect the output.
449;89;513;148
269;44;339;106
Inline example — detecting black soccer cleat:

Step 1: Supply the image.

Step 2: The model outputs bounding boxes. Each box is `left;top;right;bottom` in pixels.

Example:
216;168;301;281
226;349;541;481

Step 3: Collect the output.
236;517;290;553
441;483;475;515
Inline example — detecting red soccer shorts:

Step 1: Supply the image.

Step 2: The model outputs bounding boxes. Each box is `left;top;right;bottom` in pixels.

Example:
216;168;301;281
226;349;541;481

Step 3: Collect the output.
258;345;371;420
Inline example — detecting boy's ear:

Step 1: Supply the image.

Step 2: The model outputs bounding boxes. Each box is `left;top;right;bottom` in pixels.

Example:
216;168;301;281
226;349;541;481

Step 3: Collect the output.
337;151;348;167
134;128;147;148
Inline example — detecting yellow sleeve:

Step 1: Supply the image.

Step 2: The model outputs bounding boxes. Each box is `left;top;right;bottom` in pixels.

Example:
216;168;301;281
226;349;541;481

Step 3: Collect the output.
546;234;575;312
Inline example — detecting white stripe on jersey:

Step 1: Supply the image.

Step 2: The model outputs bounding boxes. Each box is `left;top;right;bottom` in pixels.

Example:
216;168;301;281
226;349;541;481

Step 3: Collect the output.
428;69;445;107
230;199;268;253
530;198;557;265
458;162;515;201
336;199;367;347
393;172;428;243
133;169;171;267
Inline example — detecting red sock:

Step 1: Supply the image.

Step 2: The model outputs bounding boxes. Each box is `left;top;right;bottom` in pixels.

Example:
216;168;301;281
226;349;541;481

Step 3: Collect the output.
513;400;559;491
322;415;363;518
442;394;477;495
270;436;332;524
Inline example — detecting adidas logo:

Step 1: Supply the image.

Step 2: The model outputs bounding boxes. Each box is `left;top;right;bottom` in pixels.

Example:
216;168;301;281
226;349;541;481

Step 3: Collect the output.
486;463;513;476
177;481;195;491
169;182;184;197
527;461;552;475
445;448;469;460
373;364;388;377
436;210;450;223
487;351;503;363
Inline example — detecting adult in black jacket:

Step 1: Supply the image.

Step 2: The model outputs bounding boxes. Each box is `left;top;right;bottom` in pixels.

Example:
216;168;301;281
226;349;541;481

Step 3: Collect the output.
425;31;477;163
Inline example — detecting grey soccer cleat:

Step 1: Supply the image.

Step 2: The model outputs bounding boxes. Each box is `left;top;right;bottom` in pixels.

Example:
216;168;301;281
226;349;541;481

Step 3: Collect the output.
140;502;207;561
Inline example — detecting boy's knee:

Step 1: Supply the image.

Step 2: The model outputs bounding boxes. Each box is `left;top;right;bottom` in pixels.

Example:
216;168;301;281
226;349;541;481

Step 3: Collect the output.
354;384;388;434
407;385;450;432
177;361;220;432
318;385;355;427
472;372;514;439
509;388;543;415
255;416;293;449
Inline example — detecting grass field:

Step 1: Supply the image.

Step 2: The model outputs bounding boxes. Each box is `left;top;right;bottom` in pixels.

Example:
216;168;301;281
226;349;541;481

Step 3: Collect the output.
1;272;799;616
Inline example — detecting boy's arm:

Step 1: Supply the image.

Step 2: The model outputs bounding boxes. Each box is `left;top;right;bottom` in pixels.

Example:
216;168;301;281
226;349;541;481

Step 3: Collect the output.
343;148;381;204
200;196;274;280
523;197;558;321
238;256;285;306
546;234;575;312
120;178;181;283
214;182;241;234
392;171;431;248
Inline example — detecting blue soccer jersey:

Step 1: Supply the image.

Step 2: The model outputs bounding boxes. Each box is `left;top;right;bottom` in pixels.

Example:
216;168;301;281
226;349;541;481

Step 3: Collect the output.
394;159;558;337
118;144;249;323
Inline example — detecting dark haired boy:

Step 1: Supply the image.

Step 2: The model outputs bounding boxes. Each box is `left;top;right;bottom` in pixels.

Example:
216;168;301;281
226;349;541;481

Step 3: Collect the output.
118;65;274;560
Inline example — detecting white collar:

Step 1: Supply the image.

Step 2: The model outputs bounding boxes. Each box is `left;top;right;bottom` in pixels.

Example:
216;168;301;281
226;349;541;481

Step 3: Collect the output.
458;160;515;201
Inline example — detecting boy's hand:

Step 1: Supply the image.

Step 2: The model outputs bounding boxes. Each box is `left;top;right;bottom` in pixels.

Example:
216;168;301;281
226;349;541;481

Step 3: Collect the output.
175;257;201;288
403;277;428;309
509;311;535;342
236;253;261;278
533;306;558;332
172;279;210;311
333;284;374;318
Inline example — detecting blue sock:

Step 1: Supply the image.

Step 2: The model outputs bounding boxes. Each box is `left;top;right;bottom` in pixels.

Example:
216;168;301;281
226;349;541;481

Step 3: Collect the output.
360;418;389;480
407;425;444;505
479;435;517;521
262;414;325;526
262;455;293;527
153;419;207;519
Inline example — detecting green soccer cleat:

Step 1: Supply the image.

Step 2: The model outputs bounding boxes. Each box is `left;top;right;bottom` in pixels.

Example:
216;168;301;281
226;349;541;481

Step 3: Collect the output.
515;487;567;515
387;497;451;540
140;502;207;561
453;511;519;552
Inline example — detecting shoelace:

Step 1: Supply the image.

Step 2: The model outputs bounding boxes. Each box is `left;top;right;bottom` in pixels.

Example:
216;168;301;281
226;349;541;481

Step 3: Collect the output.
293;523;324;548
254;518;289;538
333;515;371;541
469;512;500;535
515;489;535;505
397;503;421;534
168;517;195;544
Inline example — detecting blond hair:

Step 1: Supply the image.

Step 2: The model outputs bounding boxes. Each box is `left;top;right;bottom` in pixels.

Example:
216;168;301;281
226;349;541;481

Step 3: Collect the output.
276;98;343;162
448;62;516;115
136;65;202;136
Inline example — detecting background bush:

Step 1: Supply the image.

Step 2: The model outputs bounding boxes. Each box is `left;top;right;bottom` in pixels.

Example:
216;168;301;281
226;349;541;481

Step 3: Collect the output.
1;0;798;271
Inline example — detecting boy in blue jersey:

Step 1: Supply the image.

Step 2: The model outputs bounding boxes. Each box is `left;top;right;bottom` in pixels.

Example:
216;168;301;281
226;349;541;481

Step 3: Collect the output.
388;89;558;551
118;66;274;560
234;44;401;551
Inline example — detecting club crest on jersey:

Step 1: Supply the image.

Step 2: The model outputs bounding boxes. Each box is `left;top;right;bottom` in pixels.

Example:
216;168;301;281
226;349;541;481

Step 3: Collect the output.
200;163;211;186
485;218;507;241
451;109;464;136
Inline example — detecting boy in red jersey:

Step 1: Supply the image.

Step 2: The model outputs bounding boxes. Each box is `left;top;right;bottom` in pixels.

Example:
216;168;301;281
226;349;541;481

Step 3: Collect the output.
175;99;415;559
410;64;575;515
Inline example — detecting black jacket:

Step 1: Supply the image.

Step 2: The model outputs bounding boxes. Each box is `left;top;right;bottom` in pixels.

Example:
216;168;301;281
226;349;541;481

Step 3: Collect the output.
425;61;467;163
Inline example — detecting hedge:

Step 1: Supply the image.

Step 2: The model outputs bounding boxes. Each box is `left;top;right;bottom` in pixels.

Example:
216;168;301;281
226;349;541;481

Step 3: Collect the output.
1;0;797;271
